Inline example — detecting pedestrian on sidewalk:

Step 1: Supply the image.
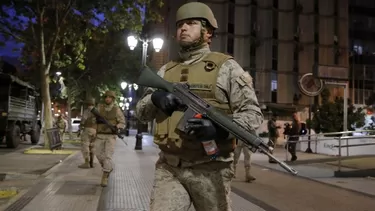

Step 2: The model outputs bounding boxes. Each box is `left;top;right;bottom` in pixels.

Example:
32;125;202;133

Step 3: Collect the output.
56;115;66;141
77;98;97;169
267;113;280;163
233;139;256;182
135;2;263;211
285;112;301;161
94;90;125;187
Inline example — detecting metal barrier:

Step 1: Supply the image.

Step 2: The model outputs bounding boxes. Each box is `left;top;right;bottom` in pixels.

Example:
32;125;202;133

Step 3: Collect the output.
284;130;375;172
45;128;62;150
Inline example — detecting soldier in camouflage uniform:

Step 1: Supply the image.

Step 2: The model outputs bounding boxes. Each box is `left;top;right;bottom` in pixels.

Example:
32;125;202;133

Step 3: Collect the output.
94;90;125;187
135;2;263;210
56;115;66;141
233;139;256;182
78;98;97;169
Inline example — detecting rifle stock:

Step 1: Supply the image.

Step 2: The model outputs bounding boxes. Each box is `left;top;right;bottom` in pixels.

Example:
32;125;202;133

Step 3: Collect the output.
137;67;298;175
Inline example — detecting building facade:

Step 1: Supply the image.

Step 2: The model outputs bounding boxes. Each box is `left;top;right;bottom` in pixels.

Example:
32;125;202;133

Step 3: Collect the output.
148;0;350;112
349;0;375;105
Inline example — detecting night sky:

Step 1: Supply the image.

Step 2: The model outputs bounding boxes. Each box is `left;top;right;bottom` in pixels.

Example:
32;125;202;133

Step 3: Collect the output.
0;4;145;59
0;39;23;57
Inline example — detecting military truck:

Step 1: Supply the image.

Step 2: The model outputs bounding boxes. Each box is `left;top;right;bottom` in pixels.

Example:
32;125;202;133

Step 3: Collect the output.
0;73;41;148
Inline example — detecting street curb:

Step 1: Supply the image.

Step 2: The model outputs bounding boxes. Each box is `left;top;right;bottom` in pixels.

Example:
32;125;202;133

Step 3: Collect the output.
41;151;80;177
251;162;375;199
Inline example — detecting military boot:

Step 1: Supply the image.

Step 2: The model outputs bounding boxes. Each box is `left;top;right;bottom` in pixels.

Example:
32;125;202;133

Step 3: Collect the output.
100;172;110;187
89;153;95;168
245;167;256;183
78;158;90;169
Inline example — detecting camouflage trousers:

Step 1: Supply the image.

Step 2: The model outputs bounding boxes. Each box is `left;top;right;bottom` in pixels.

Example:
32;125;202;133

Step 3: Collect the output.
150;156;234;211
95;134;116;172
81;128;96;159
59;130;64;141
233;140;252;168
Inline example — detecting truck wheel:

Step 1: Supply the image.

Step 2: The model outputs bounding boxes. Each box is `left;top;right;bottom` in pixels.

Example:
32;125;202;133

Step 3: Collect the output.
30;125;41;145
6;125;21;148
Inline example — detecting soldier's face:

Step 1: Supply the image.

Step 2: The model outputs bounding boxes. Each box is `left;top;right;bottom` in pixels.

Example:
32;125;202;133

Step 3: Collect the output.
105;96;113;105
176;19;203;46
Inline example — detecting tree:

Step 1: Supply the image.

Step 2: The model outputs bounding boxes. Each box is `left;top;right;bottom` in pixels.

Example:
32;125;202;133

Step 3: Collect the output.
309;88;365;135
0;0;163;147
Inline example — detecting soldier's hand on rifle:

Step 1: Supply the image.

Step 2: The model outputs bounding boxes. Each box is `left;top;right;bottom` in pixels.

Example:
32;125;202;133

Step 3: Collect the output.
151;90;183;116
185;114;229;142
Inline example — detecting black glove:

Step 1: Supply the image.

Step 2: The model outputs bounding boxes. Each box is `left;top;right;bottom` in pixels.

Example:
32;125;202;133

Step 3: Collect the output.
151;90;182;116
185;117;229;142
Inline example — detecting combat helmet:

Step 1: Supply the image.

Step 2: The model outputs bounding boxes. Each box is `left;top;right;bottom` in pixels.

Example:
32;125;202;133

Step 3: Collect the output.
176;2;218;29
104;90;116;98
84;98;95;105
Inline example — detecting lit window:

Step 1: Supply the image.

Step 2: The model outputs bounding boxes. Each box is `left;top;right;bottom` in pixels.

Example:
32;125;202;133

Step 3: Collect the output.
353;45;363;55
271;80;277;91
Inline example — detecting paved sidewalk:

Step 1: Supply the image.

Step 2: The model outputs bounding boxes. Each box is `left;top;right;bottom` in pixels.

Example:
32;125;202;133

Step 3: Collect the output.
5;151;102;211
6;133;375;211
242;148;375;197
98;135;266;211
5;135;266;211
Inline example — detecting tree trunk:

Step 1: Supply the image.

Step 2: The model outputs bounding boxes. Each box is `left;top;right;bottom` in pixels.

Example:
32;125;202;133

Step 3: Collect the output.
40;68;53;149
85;84;93;99
67;86;73;140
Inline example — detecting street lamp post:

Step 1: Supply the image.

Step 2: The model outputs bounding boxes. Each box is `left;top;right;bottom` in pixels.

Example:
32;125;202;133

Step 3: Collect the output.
127;35;164;150
121;82;138;137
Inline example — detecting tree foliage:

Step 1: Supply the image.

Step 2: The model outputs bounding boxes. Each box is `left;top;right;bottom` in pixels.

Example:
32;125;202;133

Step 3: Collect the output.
0;0;163;147
309;88;365;134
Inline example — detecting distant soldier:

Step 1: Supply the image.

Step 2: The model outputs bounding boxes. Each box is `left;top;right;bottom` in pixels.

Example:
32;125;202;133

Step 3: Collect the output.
56;115;66;141
267;113;280;163
94;90;125;187
78;98;97;169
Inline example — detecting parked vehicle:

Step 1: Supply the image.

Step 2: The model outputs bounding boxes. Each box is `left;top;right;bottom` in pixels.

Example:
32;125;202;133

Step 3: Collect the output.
70;118;81;133
0;73;41;148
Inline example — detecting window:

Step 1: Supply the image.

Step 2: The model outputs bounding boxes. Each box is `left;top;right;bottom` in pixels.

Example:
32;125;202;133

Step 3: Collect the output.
294;47;299;60
273;11;278;29
250;45;256;56
271;73;277;103
273;0;278;8
228;3;235;24
272;44;278;58
228;23;235;34
314;47;319;62
314;33;319;43
314;0;319;13
273;28;278;39
272;59;278;70
271;80;278;91
334;49;339;64
227;36;234;55
73;120;81;124
251;5;257;21
353;45;363;54
333;0;338;16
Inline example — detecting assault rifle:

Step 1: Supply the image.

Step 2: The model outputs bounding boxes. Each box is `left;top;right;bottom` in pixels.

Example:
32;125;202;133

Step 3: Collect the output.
90;108;124;139
137;66;298;175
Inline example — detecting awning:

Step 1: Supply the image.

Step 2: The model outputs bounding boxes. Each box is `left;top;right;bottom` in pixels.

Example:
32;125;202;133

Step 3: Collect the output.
0;73;36;90
262;103;307;116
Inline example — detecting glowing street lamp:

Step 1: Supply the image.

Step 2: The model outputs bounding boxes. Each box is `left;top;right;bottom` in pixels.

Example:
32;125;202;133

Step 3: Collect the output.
126;35;164;66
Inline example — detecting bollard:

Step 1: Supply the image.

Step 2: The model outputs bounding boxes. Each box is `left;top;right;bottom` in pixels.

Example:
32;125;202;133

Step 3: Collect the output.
135;133;143;150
